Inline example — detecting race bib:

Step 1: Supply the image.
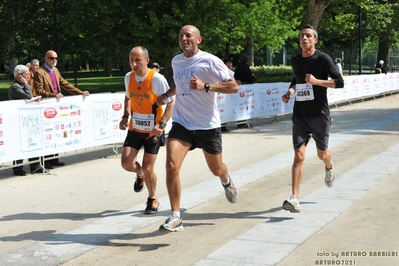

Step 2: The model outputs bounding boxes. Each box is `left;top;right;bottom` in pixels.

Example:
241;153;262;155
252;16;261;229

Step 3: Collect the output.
295;83;314;101
132;112;154;131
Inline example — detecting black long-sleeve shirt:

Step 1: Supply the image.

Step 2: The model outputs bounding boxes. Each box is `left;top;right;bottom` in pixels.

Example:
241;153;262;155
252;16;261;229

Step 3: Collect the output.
289;50;344;117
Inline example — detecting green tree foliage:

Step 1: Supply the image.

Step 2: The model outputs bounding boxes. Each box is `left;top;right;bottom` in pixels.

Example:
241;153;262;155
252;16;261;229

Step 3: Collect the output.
0;0;398;78
362;0;399;67
319;0;399;72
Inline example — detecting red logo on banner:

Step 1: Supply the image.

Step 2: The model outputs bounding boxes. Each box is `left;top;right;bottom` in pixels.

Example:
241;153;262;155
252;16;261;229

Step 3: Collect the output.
112;101;122;111
44;108;57;119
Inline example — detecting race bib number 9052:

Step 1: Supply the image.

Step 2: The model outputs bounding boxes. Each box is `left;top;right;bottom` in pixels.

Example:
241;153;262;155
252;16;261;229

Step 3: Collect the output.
295;83;314;101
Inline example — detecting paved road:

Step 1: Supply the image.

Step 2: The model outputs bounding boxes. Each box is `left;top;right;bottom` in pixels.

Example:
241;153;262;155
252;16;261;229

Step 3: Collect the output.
0;93;398;266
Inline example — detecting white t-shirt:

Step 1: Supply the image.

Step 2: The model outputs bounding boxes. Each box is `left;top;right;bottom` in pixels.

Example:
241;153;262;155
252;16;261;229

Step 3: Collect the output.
336;63;343;75
172;50;231;130
124;70;171;103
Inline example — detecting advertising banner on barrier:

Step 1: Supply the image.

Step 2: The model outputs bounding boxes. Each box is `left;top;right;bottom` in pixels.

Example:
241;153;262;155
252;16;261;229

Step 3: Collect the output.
1;73;398;164
0;93;125;163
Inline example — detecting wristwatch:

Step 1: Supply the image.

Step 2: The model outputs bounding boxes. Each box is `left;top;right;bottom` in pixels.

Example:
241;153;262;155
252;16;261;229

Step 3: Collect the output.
204;83;210;93
160;122;167;129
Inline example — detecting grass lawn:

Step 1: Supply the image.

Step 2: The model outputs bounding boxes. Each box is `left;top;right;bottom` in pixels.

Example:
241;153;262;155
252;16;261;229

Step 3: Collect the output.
0;70;126;101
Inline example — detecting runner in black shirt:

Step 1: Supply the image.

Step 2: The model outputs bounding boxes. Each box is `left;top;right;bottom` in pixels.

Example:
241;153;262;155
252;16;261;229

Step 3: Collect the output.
281;24;344;213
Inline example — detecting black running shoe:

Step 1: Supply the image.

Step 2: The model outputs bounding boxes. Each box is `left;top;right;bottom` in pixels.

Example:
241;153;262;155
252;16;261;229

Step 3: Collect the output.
144;197;160;214
133;174;145;192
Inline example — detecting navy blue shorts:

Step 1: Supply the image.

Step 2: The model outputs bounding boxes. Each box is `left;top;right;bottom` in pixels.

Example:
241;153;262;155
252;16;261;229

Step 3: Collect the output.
168;122;222;155
291;115;332;151
123;130;165;154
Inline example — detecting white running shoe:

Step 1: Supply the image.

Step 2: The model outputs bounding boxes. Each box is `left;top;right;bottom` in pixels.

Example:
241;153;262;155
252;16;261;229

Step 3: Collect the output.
159;215;184;232
282;195;300;213
325;162;336;188
223;175;238;203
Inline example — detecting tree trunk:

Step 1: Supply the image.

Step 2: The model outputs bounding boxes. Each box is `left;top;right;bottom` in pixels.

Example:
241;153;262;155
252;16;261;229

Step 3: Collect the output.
7;58;17;80
376;33;389;72
72;54;78;87
243;41;254;66
224;41;231;59
103;50;113;77
164;53;174;86
306;0;331;29
348;29;356;75
122;59;130;75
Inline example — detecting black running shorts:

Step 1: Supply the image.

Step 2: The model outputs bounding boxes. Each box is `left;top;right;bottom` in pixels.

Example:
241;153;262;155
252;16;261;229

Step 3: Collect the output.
291;115;332;151
168;122;223;155
123;130;165;154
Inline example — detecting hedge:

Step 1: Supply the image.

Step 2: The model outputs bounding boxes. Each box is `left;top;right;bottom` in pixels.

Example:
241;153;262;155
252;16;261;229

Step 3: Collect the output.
250;65;293;83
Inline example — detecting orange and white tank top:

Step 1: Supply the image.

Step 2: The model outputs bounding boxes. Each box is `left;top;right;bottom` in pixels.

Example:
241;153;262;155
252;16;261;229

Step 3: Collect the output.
128;69;164;133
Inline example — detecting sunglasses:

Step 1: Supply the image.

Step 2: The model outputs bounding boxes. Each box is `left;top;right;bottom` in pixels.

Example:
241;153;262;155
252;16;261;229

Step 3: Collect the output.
46;57;58;60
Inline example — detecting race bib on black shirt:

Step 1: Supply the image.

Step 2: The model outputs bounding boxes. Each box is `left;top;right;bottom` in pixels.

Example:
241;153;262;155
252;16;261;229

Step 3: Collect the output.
295;83;314;101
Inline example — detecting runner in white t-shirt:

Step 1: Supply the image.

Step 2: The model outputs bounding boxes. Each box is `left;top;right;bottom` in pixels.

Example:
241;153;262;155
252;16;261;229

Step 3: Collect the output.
157;25;239;232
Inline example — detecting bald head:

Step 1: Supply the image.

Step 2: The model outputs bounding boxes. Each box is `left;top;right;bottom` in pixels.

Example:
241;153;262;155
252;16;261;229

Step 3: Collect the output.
180;25;200;36
179;25;202;57
130;46;149;58
45;50;57;57
44;50;58;69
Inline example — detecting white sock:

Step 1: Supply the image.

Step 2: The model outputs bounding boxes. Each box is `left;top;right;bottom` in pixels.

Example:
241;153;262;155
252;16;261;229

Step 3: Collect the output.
222;177;230;187
172;211;180;218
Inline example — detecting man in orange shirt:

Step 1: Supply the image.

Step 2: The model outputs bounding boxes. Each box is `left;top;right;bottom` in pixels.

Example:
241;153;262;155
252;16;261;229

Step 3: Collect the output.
119;46;174;214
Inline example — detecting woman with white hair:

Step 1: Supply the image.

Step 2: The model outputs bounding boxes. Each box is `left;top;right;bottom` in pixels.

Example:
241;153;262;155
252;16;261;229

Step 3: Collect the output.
9;65;32;100
8;64;43;175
